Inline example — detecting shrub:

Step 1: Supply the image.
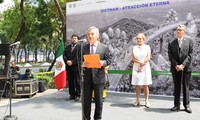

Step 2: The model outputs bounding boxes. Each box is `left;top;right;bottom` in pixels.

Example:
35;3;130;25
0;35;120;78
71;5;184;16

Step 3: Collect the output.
35;71;55;89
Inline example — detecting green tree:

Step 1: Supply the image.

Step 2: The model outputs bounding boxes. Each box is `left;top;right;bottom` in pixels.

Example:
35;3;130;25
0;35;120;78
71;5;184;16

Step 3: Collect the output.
0;0;79;70
0;4;21;43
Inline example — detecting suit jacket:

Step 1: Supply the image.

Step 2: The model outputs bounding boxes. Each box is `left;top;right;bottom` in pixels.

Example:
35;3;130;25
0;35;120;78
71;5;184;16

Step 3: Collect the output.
168;35;193;72
82;42;111;84
63;43;80;71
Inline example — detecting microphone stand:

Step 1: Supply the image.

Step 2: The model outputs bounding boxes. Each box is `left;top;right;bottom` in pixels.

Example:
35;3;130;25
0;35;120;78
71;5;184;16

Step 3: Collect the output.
78;42;85;120
3;45;18;120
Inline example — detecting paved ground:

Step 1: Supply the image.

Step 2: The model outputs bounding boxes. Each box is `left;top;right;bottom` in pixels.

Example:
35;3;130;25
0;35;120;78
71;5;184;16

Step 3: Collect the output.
0;89;200;120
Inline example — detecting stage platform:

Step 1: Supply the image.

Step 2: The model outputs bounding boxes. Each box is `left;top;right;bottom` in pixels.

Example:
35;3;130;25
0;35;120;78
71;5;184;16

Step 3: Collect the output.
0;89;199;120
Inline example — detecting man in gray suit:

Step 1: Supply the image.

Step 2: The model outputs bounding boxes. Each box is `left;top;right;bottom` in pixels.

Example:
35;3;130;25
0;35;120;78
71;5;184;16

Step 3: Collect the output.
168;24;193;113
81;26;111;120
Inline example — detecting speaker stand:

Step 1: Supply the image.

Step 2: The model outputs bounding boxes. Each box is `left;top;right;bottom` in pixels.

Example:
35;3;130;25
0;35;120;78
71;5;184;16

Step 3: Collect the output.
3;45;18;120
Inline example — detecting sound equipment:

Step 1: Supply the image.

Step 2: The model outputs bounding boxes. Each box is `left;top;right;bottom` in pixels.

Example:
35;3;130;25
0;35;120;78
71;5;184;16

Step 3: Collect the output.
0;43;20;120
15;79;38;97
0;44;10;56
0;76;15;97
38;80;46;92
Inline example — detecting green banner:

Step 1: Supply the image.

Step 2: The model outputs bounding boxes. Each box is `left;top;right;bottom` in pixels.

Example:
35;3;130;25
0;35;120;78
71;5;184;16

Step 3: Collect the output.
108;70;200;76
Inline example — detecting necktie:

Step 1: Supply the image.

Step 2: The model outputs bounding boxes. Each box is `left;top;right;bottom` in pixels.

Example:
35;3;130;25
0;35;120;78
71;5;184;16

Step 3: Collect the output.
71;44;75;52
91;44;94;54
179;39;182;48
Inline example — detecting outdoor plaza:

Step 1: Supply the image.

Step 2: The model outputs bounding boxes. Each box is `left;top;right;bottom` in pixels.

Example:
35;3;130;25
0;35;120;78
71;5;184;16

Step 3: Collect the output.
0;89;199;120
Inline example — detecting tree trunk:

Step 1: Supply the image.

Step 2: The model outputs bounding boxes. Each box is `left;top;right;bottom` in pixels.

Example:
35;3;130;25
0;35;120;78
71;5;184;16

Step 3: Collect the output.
24;45;27;62
19;49;23;63
47;50;51;62
48;0;66;71
14;0;25;43
4;0;25;71
17;49;20;63
48;55;56;71
27;48;30;62
48;50;58;72
34;49;38;64
53;0;66;42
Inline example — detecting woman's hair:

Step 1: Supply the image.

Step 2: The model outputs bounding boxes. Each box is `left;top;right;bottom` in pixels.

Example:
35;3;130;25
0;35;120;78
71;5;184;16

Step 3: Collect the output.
136;33;146;41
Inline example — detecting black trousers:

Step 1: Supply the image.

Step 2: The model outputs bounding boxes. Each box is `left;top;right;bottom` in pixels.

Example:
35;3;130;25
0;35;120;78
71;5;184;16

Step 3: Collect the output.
83;75;104;120
172;71;191;108
67;70;80;98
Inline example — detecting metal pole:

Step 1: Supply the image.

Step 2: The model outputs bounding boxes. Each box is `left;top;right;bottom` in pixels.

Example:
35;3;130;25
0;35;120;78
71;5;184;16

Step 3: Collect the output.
3;45;18;120
79;42;85;120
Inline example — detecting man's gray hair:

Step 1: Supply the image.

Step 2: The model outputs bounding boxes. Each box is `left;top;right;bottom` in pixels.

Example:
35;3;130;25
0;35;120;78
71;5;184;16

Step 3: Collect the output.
177;24;186;31
87;26;100;36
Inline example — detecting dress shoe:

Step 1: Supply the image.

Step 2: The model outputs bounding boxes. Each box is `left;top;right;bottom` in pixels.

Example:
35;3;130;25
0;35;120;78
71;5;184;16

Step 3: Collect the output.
94;117;101;120
74;96;80;101
133;101;140;107
145;102;151;108
185;107;192;113
66;96;75;101
171;106;180;112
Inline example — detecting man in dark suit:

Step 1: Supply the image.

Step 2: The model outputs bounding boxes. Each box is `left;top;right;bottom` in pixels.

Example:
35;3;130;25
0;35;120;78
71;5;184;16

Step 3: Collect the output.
168;24;193;113
82;26;111;120
64;34;81;101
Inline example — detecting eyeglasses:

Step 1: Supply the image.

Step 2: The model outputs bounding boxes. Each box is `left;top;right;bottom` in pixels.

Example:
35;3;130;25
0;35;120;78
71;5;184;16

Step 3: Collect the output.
176;29;185;32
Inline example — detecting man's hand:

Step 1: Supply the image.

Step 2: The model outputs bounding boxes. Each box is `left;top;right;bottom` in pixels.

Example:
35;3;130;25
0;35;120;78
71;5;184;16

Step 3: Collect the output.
82;61;89;68
179;64;185;71
99;60;104;67
66;60;72;66
175;65;180;71
175;64;185;71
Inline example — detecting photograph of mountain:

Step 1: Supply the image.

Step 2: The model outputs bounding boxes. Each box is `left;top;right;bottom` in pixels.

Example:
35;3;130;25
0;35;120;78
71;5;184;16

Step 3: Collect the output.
67;0;200;97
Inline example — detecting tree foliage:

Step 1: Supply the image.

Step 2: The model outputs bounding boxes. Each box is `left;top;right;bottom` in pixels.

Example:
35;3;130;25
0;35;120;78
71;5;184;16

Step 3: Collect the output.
0;0;3;4
0;0;78;65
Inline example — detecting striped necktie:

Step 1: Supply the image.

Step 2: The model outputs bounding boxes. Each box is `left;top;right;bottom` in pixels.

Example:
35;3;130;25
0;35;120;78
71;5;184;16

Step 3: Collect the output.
91;44;94;54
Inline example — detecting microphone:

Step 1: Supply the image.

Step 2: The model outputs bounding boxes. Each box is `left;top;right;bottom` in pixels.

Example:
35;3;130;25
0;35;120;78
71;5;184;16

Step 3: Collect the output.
10;41;21;46
78;39;87;42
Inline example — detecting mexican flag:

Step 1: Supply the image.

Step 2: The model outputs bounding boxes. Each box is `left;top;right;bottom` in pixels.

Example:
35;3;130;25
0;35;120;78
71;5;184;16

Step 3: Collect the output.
54;40;67;90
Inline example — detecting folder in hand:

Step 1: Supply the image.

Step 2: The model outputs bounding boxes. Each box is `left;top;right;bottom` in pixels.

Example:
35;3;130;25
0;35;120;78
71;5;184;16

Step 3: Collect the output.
83;54;101;68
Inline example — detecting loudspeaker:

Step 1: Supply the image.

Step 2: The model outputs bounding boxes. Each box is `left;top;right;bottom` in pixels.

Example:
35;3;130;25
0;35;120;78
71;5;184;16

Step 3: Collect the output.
38;80;46;92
